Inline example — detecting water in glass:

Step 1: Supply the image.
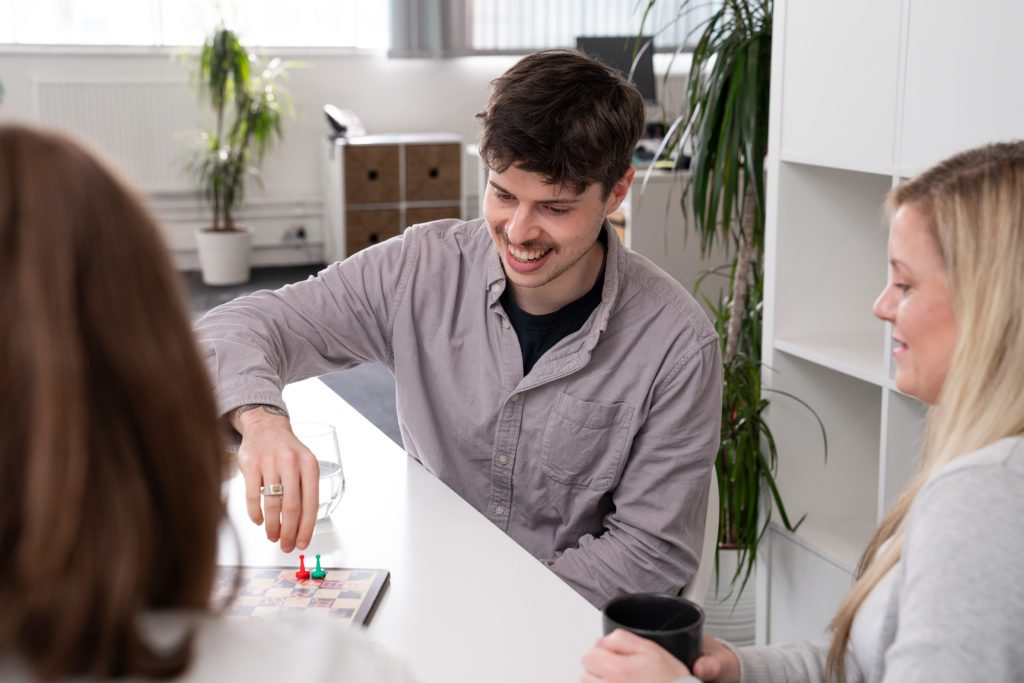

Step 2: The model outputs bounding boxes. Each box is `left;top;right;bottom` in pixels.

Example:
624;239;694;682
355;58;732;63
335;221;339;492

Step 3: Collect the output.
291;422;345;520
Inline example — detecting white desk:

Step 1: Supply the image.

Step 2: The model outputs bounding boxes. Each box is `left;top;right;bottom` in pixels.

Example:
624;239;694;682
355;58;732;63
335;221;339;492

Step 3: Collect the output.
218;377;599;682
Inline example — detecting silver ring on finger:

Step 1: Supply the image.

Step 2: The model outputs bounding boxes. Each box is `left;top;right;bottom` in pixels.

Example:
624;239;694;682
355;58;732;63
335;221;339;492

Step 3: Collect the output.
260;483;284;497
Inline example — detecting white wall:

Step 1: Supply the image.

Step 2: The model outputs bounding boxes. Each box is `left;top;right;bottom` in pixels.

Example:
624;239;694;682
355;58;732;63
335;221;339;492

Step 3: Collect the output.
0;47;686;268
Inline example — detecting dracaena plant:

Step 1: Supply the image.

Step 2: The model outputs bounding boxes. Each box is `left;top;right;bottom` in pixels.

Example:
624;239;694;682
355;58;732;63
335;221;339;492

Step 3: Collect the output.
191;25;292;232
641;0;826;596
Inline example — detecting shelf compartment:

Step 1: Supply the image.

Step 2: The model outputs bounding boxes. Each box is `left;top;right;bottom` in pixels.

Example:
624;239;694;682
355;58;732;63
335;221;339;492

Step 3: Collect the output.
774;330;890;388
778;151;893;178
768;525;858;644
772;163;891;344
764;353;881;571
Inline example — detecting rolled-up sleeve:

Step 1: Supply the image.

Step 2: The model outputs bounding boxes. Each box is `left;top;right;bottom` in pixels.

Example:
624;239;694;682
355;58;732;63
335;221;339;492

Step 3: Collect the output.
193;234;414;418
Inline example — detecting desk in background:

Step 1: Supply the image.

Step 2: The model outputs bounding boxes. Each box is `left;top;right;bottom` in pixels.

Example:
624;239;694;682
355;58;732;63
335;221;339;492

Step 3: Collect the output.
621;169;729;306
219;378;598;683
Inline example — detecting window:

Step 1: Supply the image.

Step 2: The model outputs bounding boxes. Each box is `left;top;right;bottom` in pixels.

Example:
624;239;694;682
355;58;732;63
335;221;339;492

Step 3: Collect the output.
466;0;719;53
0;0;388;48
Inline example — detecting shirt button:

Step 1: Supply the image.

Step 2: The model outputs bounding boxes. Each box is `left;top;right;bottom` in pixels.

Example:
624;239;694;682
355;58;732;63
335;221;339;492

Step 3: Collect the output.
498;455;509;465
490;284;500;296
495;505;505;516
510;394;520;403
502;319;510;329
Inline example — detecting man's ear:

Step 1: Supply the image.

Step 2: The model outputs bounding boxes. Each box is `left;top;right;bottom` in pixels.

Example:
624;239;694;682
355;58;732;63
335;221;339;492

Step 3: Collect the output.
605;167;635;214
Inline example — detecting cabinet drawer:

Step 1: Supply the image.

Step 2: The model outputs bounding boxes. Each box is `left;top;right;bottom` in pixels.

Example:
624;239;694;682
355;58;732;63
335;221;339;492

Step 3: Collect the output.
345;145;400;205
346;209;401;256
406;205;462;226
405;144;461;201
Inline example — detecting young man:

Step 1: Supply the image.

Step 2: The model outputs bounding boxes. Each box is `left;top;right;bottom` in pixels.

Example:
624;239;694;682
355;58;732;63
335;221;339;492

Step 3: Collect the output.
195;50;721;608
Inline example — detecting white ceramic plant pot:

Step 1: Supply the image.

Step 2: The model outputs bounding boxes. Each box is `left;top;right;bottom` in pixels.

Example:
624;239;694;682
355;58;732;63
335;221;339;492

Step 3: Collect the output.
195;226;253;286
701;548;757;647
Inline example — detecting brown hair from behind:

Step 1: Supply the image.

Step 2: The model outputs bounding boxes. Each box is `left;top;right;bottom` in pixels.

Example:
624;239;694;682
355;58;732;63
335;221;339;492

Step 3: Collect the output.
0;125;229;680
476;49;646;198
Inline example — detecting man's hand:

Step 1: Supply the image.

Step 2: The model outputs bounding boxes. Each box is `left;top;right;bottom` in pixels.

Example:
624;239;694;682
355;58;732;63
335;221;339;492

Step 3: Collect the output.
232;405;320;553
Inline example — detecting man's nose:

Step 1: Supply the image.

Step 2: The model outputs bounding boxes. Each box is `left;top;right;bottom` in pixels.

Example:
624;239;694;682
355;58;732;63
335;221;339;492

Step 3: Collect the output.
505;205;541;244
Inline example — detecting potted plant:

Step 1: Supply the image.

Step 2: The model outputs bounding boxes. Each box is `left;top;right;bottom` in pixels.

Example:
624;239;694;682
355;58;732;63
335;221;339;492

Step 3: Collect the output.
639;0;825;636
191;25;292;285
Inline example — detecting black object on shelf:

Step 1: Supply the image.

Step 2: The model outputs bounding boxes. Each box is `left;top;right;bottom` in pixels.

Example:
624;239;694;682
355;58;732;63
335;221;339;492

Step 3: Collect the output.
324;104;348;139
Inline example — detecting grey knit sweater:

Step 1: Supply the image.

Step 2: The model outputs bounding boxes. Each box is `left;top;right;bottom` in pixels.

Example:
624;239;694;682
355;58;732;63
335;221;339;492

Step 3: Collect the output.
736;436;1024;682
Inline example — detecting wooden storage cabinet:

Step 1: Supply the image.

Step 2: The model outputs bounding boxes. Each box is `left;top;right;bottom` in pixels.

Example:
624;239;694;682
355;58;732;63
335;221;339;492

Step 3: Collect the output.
345;209;402;256
323;133;464;262
344;145;400;204
406;144;461;201
406;206;461;225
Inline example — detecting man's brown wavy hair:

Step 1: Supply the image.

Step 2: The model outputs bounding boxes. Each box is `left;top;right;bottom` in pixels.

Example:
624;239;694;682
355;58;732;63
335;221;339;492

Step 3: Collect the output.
476;49;646;198
0;125;229;680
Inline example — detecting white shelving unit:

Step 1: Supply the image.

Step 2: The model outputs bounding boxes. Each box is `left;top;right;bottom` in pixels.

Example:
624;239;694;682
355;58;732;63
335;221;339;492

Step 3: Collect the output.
759;0;1024;645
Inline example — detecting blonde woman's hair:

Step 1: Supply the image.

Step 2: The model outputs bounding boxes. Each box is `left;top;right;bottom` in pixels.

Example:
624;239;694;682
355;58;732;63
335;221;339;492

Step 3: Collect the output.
827;141;1024;681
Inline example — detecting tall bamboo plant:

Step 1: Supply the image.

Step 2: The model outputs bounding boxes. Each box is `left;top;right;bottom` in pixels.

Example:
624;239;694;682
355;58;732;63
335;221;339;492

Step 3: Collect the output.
642;0;824;595
192;25;291;232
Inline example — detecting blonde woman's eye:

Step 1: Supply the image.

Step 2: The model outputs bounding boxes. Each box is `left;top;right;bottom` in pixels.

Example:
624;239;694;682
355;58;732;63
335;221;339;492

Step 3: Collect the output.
895;283;911;293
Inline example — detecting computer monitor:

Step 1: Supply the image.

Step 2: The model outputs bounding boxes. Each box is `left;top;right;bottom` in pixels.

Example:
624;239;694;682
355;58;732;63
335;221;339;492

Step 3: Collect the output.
576;35;657;106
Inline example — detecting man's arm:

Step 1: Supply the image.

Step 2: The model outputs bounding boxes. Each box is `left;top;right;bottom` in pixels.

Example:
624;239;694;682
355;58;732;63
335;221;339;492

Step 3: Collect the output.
548;336;722;607
194;236;414;551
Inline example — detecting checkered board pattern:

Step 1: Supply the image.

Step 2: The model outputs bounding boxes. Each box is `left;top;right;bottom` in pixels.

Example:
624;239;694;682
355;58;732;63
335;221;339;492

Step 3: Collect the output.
214;566;389;626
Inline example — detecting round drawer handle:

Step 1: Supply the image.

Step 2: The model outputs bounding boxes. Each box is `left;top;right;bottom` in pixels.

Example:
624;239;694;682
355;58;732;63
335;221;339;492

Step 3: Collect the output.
369;232;380;243
368;170;379;181
429;167;439;178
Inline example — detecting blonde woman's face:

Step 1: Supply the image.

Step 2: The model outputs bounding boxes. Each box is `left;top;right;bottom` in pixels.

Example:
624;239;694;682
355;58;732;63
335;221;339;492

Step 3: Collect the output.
873;203;957;405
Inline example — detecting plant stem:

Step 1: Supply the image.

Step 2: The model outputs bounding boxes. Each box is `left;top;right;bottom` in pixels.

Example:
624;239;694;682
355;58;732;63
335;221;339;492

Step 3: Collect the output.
725;182;756;363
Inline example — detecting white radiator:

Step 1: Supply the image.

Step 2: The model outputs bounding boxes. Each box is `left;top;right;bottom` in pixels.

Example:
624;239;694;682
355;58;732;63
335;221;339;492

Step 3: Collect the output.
32;77;206;194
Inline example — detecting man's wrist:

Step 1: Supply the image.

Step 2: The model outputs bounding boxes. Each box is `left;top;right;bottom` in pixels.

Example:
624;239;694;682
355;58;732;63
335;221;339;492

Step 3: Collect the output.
231;403;289;434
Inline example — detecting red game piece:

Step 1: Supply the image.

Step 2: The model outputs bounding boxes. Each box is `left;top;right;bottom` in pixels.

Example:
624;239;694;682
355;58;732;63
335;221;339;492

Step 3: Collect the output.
295;554;311;580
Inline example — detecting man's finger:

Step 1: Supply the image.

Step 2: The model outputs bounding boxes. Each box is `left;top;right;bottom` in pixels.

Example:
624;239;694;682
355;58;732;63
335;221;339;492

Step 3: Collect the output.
296;447;320;550
262;463;283;544
239;452;264;526
277;450;302;553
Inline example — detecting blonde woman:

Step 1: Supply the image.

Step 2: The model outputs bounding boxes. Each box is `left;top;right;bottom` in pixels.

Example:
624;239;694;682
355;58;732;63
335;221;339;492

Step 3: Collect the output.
581;142;1024;683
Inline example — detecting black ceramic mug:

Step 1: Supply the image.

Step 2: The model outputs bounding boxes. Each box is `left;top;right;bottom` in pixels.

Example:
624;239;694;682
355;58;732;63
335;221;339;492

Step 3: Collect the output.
602;593;704;669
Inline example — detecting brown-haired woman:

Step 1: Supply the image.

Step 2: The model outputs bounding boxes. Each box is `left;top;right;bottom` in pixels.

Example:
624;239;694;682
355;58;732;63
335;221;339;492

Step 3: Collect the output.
0;125;415;681
581;142;1024;682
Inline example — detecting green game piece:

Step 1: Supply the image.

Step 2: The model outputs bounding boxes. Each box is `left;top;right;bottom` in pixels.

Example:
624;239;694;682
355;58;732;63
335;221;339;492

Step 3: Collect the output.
311;553;326;580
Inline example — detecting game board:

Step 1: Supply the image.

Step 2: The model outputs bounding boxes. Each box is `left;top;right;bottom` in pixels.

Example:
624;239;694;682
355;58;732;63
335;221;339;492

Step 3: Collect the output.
214;565;389;626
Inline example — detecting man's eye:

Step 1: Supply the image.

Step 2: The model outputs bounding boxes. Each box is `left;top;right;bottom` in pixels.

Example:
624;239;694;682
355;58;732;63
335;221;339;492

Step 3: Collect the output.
495;192;513;201
546;206;568;215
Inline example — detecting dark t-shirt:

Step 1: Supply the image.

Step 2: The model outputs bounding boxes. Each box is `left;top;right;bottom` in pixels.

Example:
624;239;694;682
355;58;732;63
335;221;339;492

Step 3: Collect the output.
501;236;606;375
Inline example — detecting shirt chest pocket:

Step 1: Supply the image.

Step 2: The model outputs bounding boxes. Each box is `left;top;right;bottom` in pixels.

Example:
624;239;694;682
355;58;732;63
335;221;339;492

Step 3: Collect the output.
541;393;635;491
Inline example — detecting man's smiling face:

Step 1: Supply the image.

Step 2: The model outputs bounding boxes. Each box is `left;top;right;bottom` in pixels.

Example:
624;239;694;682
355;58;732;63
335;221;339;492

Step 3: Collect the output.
483;164;631;314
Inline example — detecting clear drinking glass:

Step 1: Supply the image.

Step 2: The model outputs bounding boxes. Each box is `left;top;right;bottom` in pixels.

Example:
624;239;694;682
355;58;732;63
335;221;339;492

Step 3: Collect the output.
291;422;345;520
